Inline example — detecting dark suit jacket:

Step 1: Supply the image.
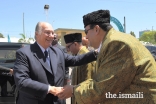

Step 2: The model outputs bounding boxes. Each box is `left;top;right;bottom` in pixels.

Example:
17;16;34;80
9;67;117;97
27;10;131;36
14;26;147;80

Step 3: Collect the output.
13;42;96;104
53;43;67;53
52;43;69;81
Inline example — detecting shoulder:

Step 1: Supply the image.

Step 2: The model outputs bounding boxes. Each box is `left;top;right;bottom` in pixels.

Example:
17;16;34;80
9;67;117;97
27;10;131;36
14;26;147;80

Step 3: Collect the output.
16;44;31;53
50;46;64;54
79;46;89;55
56;44;67;53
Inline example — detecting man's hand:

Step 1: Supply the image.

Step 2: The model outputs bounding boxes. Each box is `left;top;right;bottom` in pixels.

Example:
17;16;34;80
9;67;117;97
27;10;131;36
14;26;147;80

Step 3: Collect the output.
49;86;63;96
9;69;13;75
58;85;73;99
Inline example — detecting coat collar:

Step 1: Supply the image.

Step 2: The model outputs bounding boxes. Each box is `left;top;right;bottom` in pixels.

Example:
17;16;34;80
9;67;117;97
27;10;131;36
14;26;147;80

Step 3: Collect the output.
31;42;53;74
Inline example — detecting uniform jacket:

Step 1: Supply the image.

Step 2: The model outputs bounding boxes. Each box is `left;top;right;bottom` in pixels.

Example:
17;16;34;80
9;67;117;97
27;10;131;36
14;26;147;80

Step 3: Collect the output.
74;28;156;104
13;42;96;104
71;46;96;104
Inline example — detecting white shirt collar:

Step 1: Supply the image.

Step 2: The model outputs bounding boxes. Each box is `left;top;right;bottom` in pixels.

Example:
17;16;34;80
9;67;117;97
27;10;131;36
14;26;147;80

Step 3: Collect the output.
37;42;49;53
97;42;102;52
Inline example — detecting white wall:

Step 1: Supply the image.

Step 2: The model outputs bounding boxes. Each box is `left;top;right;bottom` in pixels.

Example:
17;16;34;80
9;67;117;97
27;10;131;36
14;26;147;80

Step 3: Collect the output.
0;37;19;42
0;37;35;43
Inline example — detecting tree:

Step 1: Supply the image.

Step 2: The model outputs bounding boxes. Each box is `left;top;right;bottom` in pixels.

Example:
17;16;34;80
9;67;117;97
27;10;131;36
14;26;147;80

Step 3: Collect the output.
139;31;156;44
18;33;34;43
130;31;136;37
154;32;156;42
0;33;4;38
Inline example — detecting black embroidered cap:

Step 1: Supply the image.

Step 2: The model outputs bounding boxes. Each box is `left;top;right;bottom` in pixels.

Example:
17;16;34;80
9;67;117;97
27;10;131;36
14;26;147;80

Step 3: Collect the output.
64;33;82;44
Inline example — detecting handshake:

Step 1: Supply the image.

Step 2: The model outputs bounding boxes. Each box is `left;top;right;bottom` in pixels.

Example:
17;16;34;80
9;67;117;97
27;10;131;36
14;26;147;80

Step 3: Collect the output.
49;85;74;99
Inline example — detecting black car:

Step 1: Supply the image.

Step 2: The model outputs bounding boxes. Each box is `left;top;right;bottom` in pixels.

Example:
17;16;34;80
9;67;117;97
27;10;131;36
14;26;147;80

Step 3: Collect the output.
145;45;156;60
0;42;29;104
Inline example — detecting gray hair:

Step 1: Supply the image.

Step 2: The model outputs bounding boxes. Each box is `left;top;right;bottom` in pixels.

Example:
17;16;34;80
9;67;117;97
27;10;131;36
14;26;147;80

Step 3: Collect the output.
34;22;43;40
35;22;42;33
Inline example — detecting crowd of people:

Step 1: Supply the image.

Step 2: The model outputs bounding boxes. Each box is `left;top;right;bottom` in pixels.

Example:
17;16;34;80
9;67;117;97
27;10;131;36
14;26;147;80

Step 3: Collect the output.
0;9;156;104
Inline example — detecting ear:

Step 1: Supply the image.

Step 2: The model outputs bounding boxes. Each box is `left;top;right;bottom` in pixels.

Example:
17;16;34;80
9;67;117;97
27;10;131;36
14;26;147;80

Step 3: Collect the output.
74;42;76;46
35;31;38;36
95;25;100;34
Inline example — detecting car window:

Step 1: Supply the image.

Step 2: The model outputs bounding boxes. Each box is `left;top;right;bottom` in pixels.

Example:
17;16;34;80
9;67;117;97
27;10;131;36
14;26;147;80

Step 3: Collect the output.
0;49;17;66
0;49;16;60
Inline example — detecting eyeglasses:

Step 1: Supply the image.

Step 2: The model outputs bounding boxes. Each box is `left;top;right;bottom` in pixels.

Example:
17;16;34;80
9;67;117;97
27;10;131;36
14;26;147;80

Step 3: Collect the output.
43;30;55;36
84;28;92;34
66;42;74;49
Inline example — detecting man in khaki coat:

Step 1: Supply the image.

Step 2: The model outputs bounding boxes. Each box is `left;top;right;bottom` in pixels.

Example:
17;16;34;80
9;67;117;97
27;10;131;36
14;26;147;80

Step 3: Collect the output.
58;10;156;104
64;33;96;104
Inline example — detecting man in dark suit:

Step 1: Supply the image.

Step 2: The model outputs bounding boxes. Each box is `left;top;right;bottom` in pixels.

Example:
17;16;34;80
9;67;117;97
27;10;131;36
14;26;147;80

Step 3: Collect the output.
13;22;97;104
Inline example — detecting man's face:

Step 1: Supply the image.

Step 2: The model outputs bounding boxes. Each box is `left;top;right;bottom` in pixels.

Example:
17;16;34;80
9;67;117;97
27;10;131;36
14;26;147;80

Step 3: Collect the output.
85;25;97;48
82;37;89;47
36;23;54;49
52;34;58;46
85;25;101;49
66;42;77;55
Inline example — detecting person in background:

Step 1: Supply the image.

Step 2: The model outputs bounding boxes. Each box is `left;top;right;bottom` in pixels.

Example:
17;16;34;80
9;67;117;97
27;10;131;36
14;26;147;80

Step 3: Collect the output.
58;10;156;104
82;36;89;48
52;33;70;85
144;45;156;61
13;21;97;104
64;33;96;104
0;65;13;96
0;65;13;75
82;36;94;51
52;34;67;52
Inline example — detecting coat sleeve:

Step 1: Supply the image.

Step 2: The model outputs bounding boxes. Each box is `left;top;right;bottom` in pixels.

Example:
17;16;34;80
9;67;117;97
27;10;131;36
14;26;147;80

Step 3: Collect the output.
13;49;48;100
64;51;97;67
74;41;137;104
0;65;10;72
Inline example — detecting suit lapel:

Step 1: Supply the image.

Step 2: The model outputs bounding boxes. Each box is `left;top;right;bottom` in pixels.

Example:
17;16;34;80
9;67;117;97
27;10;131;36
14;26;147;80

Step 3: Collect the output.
32;42;53;74
49;47;57;75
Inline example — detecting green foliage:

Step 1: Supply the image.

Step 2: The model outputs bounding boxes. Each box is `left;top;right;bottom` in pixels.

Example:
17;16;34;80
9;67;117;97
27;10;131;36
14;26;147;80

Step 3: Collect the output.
0;33;4;38
18;33;34;43
130;31;136;37
154;32;156;42
139;31;156;44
